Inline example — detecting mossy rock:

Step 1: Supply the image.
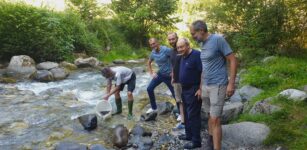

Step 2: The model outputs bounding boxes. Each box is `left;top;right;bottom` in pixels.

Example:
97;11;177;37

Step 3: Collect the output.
0;77;17;83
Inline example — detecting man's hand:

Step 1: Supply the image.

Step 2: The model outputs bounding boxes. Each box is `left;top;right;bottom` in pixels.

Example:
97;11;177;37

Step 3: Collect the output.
195;89;202;100
103;95;109;101
226;83;235;97
151;73;158;79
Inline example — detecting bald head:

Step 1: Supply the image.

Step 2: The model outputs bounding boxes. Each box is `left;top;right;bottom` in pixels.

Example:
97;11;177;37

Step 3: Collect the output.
177;38;191;56
148;38;160;50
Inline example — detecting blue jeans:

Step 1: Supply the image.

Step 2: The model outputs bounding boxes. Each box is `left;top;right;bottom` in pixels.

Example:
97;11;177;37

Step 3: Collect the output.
147;73;175;110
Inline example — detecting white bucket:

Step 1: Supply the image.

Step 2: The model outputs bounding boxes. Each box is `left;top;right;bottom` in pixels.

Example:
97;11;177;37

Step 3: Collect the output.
95;100;113;120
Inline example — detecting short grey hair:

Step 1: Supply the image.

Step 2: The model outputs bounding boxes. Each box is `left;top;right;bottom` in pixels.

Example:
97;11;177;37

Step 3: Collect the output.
178;38;190;46
192;20;208;32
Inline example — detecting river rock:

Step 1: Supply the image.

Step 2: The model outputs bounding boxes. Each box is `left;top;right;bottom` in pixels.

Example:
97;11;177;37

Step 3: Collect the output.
33;70;53;82
55;142;87;150
48;132;65;141
279;89;307;101
239;85;263;101
60;61;77;70
222;122;270;147
229;90;242;102
222;102;244;123
113;124;129;148
131;124;152;137
39;88;63;96
113;59;126;64
89;144;107;150
262;56;277;63
78;114;97;131
303;85;307;93
36;61;59;70
158;102;174;115
132;67;145;74
140;112;158;121
201;102;243;124
7;55;36;77
126;59;145;64
249;97;281;115
129;135;153;150
0;77;17;83
74;57;99;68
50;68;68;80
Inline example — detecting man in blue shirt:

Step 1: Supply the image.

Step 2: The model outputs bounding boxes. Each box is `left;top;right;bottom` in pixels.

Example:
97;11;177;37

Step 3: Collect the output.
176;38;202;149
190;20;237;150
146;38;176;114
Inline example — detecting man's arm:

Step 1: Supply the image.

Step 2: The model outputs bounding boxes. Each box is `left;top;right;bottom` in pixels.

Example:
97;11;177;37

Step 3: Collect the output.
103;86;121;100
226;53;237;97
106;79;112;94
147;59;157;78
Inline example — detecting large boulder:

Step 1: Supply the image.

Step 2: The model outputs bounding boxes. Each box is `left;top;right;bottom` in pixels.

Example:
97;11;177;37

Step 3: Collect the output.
229;90;242;102
36;61;59;70
222;122;270;147
262;56;277;63
158;102;174;115
279;89;307;101
89;144;107;150
222;102;244;123
303;85;307;93
239;85;263;101
132;67;146;74
113;59;126;64
7;55;36;76
50;67;69;80
249;97;281;115
77;114;97;131
201;102;244;125
55;142;87;150
60;61;77;70
74;57;99;68
33;70;53;82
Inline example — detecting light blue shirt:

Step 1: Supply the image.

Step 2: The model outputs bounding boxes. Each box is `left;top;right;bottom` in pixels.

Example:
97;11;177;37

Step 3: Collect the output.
200;34;233;85
150;45;172;75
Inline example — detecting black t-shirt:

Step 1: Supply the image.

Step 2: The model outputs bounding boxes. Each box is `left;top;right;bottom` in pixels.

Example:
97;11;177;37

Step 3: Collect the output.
170;48;181;83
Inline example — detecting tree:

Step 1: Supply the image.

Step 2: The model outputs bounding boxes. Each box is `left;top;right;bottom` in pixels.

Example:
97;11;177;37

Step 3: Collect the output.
111;0;179;47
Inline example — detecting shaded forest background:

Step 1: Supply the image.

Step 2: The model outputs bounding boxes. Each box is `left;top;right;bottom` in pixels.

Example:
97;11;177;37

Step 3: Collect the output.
0;0;306;64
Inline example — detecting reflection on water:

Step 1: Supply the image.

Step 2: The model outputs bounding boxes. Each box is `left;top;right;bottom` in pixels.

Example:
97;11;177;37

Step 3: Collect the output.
0;68;176;149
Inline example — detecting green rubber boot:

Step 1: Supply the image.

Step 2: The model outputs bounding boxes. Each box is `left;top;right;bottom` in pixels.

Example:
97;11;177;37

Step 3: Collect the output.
115;98;122;114
127;100;134;120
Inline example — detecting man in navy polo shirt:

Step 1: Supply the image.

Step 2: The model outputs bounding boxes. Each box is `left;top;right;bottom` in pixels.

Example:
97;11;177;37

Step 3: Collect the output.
177;38;202;149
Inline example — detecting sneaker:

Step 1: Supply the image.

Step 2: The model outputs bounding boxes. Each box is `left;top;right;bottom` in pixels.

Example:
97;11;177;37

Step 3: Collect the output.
173;123;185;130
176;115;182;122
146;108;157;114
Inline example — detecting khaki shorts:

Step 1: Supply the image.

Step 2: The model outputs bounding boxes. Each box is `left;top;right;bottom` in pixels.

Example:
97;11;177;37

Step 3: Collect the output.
172;83;182;102
202;85;227;117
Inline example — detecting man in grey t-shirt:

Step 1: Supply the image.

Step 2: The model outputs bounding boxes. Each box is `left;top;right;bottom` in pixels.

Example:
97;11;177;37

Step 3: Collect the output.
190;20;237;150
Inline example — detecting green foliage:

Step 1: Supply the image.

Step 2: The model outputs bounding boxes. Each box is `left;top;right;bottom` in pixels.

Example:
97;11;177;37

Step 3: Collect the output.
111;0;179;47
238;57;307;149
0;1;100;62
241;57;307;91
200;0;307;63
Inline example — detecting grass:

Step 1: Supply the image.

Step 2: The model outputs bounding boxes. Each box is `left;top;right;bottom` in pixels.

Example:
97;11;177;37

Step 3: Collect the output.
236;56;307;149
97;47;149;63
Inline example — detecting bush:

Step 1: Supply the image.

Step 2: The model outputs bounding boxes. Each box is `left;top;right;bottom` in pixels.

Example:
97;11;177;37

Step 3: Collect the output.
0;1;100;62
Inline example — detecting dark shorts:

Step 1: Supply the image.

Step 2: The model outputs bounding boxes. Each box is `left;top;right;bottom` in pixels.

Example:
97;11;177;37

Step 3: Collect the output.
117;72;136;92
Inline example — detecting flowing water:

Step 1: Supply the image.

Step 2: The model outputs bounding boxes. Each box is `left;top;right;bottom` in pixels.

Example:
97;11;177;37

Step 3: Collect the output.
0;67;177;149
